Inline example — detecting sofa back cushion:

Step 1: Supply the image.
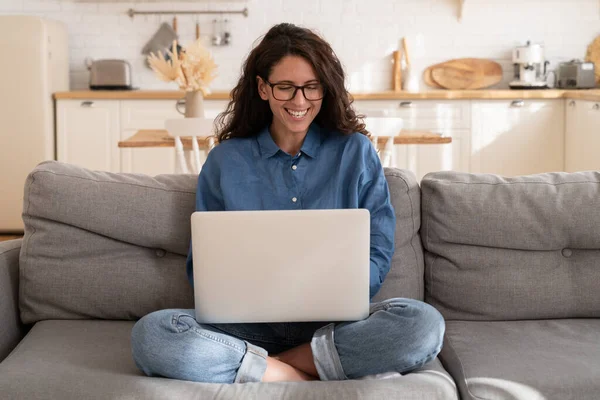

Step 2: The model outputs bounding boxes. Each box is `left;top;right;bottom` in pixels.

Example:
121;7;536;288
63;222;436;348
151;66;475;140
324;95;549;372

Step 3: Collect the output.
421;170;600;321
373;168;424;303
19;161;197;324
19;161;422;323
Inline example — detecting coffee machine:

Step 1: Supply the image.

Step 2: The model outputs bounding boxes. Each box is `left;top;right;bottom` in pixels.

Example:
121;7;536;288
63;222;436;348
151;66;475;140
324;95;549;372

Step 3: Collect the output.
509;41;550;89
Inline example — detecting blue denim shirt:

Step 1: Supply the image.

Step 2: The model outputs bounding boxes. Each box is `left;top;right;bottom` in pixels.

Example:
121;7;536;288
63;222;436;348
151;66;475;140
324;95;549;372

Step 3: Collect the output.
186;123;396;299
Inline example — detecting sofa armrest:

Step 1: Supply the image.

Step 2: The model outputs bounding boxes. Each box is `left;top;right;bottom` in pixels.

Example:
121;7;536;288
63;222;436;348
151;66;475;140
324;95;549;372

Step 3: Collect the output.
0;239;24;362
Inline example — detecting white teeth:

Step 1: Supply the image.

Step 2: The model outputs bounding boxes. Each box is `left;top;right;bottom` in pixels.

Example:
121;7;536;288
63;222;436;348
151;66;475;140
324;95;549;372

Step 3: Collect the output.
287;109;308;118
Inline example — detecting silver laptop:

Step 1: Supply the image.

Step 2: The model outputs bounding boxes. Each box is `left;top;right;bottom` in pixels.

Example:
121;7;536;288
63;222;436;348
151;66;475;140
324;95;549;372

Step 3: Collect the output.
191;209;370;324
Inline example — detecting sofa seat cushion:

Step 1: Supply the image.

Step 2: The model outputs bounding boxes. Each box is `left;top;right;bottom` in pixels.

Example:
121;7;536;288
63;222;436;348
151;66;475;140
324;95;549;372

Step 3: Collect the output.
440;319;600;400
0;320;458;400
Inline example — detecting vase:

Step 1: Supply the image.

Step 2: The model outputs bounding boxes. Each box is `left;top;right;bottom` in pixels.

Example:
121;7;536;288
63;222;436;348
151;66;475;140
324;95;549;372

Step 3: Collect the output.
184;90;205;118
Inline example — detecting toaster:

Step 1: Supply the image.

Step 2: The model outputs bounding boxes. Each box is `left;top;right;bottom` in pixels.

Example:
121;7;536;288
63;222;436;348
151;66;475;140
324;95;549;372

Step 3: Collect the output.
556;60;596;89
88;59;133;90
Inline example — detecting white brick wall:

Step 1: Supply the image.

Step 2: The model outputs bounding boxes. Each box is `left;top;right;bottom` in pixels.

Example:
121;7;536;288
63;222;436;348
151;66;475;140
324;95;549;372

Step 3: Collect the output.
1;0;598;91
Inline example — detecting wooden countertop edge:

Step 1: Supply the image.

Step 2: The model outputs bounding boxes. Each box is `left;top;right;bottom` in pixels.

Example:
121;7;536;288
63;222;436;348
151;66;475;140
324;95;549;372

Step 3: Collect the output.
53;91;232;100
564;91;600;101
118;129;452;149
54;89;600;101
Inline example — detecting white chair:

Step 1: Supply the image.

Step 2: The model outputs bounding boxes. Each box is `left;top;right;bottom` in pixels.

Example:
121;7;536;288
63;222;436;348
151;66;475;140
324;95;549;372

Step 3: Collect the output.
166;118;215;174
363;116;404;168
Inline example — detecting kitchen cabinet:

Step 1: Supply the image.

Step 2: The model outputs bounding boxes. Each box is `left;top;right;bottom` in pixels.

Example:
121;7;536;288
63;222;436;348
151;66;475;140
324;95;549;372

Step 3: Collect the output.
119;99;228;175
56;100;121;172
355;100;471;180
470;99;564;176
405;129;469;181
119;100;182;175
56;98;229;175
565;100;600;172
56;95;598;179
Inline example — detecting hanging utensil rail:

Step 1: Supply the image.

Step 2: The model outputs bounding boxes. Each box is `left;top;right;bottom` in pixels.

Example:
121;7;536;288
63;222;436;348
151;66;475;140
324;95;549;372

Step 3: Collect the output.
127;8;249;19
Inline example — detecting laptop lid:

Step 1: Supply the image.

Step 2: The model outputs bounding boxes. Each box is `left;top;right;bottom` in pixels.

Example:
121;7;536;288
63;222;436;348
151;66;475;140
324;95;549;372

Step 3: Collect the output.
191;209;370;323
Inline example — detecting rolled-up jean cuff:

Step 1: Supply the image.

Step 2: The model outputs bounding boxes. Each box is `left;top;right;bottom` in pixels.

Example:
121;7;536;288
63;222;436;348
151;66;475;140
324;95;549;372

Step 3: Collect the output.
234;341;268;383
310;323;347;381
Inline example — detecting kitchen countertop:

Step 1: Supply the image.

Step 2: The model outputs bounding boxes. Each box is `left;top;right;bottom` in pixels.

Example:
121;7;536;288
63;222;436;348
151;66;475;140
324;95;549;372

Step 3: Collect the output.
53;89;600;101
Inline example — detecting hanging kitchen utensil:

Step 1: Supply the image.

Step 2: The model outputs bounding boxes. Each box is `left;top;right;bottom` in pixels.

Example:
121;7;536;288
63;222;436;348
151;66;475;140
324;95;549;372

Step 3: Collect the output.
163;15;183;64
141;22;178;56
222;19;231;45
164;41;183;63
211;19;221;46
142;22;181;69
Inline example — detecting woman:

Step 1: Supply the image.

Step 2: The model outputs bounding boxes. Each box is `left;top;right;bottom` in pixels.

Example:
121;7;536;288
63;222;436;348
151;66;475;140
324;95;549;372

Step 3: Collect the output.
131;23;444;383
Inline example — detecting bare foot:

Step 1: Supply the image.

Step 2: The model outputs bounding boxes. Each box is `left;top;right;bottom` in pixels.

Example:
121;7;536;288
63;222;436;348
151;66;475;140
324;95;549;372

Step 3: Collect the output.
261;356;318;382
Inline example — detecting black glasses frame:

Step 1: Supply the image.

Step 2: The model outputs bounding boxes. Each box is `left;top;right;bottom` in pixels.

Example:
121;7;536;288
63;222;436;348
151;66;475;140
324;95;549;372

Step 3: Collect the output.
265;80;325;101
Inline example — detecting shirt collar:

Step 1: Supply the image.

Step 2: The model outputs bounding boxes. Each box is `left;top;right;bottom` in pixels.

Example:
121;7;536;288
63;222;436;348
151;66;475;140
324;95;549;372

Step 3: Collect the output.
257;123;322;159
256;126;280;159
300;123;321;158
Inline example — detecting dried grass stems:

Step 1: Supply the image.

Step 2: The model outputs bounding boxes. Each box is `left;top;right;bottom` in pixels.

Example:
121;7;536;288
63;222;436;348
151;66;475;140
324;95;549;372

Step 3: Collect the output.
148;39;218;95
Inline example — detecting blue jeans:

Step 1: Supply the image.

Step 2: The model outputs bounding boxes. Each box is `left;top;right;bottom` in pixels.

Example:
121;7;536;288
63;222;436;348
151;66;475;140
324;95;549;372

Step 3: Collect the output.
131;298;445;383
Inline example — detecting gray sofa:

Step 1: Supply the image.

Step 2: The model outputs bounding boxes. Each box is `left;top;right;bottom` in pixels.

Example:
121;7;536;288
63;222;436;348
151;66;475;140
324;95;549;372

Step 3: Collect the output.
0;160;598;399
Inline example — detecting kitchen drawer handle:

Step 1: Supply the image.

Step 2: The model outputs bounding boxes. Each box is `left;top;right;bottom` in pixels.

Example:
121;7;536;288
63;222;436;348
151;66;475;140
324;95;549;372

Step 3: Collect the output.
510;100;525;108
568;100;576;107
399;101;413;108
594;103;600;111
80;101;94;108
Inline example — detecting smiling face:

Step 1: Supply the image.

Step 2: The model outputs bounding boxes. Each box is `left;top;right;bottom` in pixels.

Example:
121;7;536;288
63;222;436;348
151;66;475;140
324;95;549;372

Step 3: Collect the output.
257;55;323;139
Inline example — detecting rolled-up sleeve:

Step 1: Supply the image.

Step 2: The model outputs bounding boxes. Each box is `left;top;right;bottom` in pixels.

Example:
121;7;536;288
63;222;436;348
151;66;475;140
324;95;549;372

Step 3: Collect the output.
359;149;396;299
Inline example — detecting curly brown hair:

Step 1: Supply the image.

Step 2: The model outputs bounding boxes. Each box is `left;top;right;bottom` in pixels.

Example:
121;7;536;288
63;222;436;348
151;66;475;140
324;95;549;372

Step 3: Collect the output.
214;23;367;143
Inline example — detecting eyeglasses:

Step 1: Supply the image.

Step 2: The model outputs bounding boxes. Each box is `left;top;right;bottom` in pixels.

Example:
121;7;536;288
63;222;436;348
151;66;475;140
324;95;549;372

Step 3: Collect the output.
265;80;325;101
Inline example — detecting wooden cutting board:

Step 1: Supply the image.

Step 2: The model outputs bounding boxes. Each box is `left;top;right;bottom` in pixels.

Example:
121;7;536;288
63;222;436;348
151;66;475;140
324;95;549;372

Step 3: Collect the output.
423;63;444;89
429;58;503;90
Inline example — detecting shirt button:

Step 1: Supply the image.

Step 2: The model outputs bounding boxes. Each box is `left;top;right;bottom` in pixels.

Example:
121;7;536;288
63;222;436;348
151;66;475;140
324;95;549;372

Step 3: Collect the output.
297;153;301;157
292;197;297;203
291;165;297;170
